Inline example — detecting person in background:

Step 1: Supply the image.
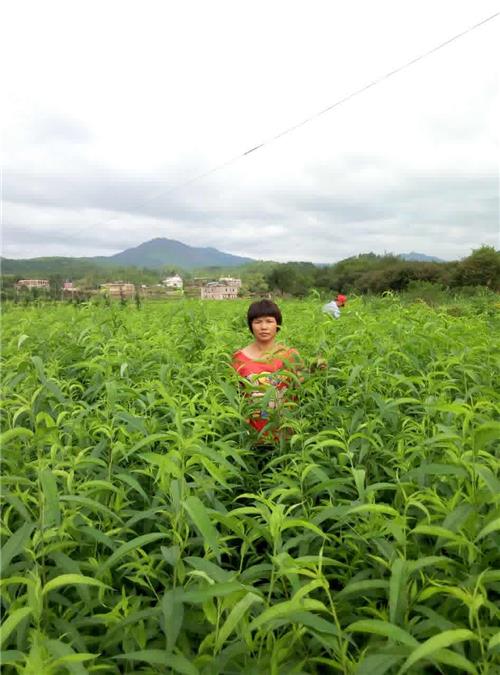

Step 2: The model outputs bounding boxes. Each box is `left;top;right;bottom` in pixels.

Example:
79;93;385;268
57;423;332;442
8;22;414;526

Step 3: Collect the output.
232;299;301;443
323;293;347;318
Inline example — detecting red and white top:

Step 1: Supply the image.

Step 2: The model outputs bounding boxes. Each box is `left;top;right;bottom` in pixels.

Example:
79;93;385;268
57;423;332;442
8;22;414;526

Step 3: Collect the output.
232;348;300;433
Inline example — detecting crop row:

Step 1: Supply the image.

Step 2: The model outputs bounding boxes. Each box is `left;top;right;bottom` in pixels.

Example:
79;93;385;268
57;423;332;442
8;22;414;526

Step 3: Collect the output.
1;297;499;673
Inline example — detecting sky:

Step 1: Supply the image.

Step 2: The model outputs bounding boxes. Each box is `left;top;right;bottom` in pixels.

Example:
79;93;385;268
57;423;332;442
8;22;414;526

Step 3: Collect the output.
2;0;499;263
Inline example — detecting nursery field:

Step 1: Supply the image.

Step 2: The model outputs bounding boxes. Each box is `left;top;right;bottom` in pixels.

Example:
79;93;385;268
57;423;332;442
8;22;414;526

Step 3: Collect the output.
1;297;499;674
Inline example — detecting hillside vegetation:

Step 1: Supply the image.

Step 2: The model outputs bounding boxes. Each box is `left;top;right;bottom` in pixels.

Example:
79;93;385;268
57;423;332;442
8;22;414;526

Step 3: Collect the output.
1;246;499;300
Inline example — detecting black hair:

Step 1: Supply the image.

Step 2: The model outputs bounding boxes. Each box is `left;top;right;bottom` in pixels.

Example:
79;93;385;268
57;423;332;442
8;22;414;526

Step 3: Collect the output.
247;299;282;333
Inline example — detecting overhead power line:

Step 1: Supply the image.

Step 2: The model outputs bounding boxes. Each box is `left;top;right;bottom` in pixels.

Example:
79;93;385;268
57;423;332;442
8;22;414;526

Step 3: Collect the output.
70;9;498;236
129;10;499;205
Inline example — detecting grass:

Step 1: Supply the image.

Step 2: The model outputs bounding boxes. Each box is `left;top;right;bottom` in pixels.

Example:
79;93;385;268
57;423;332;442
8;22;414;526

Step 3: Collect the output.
1;296;499;674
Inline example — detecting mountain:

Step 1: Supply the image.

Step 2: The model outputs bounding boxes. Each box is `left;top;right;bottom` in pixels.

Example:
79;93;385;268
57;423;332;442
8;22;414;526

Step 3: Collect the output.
92;238;254;269
399;252;444;263
1;238;255;275
0;241;447;278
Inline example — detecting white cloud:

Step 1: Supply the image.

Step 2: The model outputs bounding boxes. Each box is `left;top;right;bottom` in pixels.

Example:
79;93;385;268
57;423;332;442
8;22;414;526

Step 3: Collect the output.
2;0;499;262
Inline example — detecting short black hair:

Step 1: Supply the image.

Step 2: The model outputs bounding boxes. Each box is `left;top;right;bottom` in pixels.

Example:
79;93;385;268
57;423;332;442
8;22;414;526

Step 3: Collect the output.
247;299;282;333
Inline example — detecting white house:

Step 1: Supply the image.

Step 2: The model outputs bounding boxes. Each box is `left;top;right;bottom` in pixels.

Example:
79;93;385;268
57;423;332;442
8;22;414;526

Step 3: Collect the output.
219;277;242;288
162;275;183;289
63;281;80;292
15;279;50;290
201;282;239;300
100;282;135;297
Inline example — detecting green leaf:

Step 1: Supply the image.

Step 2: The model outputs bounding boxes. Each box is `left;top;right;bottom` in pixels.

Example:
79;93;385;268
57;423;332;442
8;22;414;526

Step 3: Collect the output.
115;471;148;501
412;524;464;544
32;356;68;404
17;334;29;348
0;523;34;575
42;574;107;595
0;651;24;666
355;652;405;675
59;495;122;521
0;608;32;648
404;463;467;479
389;558;408;625
475;517;500;541
397;629;477;674
337;580;389;598
40;468;61;528
165;653;200;675
488;631;500;650
347;620;418;647
162;589;185;653
353;468;366;500
281;518;325;537
431;649;477;674
248;598;328;632
114;651;199;674
475;465;500;497
407;556;454;575
183;496;221;562
413;605;457;632
99;532;169;573
162;545;181;568
141;452;182;478
79;525;116;551
346;504;399;518
46;639;95;675
286;611;341;637
113;649;167;665
184;556;231;582
473;422;500;450
127;433;171;455
0;427;34;446
216;592;263;650
182;581;246;604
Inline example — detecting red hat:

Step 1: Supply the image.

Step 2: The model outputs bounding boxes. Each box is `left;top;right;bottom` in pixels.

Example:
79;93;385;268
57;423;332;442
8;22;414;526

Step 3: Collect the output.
337;294;347;304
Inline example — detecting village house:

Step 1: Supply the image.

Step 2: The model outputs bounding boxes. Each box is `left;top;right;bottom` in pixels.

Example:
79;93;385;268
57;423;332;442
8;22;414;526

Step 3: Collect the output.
15;279;50;290
100;282;135;297
200;280;240;300
219;277;242;288
162;274;183;289
62;281;80;292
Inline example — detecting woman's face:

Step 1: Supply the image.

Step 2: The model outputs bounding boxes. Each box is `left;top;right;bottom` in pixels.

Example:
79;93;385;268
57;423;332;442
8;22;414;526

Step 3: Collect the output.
251;315;278;342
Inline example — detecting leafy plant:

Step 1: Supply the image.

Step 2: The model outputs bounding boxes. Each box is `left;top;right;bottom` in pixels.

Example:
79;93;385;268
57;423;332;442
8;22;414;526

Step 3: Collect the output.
1;297;499;673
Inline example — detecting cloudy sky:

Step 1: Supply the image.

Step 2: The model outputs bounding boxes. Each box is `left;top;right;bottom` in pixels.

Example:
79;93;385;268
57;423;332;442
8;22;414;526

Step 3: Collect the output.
2;0;499;263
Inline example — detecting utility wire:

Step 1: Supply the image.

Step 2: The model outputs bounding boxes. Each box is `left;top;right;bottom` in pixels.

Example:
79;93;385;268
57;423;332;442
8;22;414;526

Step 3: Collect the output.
243;11;500;154
124;11;499;209
76;10;498;235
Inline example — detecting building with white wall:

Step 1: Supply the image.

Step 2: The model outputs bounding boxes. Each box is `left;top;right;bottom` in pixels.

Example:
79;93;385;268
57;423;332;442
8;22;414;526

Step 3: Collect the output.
15;279;50;290
201;282;239;300
162;275;183;289
219;277;241;288
100;282;135;297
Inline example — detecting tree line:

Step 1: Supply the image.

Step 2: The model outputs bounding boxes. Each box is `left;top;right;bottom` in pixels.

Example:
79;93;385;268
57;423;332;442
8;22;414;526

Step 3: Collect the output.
1;246;498;301
264;246;500;296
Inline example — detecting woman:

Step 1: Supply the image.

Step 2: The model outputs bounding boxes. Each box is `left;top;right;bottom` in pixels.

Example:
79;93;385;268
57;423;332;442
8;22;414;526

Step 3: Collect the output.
232;299;301;441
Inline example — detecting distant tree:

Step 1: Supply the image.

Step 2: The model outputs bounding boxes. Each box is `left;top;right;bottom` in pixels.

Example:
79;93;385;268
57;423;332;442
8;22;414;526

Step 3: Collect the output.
242;272;269;295
455;246;500;289
48;274;64;300
266;262;315;296
134;286;142;310
161;266;181;278
266;265;297;295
